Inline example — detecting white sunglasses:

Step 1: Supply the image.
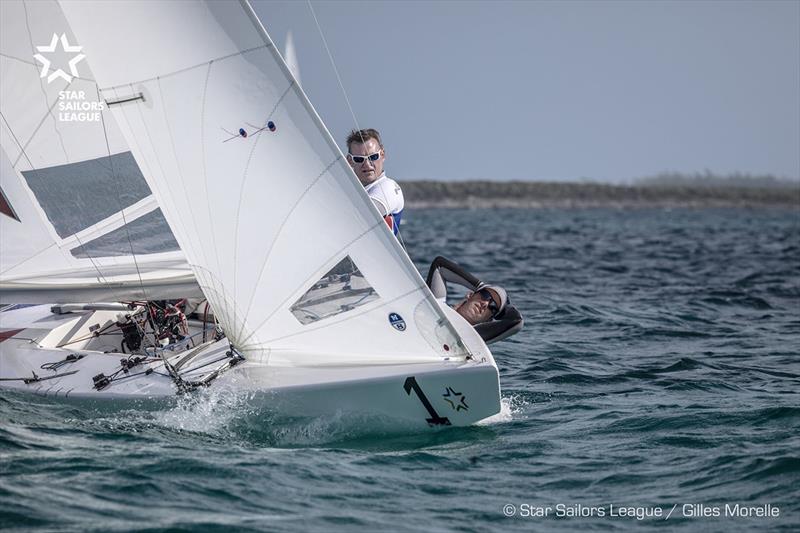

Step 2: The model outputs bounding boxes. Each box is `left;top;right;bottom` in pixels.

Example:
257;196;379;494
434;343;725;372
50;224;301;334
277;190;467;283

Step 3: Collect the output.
348;152;381;164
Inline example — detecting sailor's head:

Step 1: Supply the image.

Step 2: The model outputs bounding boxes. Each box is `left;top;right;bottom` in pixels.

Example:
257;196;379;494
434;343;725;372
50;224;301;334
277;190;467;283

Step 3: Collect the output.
455;284;507;325
346;128;385;186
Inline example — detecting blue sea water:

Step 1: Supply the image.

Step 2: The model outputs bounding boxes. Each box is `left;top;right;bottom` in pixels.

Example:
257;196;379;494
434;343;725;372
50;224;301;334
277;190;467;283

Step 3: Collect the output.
1;207;798;532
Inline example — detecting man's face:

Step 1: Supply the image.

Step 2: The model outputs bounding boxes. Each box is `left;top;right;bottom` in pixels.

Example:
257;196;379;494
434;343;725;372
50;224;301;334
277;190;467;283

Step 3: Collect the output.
455;288;500;325
347;138;385;186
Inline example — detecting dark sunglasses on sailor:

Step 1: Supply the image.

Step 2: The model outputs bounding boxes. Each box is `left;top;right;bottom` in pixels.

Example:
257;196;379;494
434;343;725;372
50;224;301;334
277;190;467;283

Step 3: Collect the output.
477;288;499;316
348;151;381;164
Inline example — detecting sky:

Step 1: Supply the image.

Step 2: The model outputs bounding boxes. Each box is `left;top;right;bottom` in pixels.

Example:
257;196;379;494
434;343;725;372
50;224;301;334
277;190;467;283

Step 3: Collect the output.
252;0;800;183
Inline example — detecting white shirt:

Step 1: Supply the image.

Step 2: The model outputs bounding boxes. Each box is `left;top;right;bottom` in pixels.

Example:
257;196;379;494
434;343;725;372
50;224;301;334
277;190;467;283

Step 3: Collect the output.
365;173;404;217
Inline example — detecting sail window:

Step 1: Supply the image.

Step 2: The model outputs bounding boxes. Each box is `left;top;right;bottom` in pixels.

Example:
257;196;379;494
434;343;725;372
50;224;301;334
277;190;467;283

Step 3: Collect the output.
70;208;180;258
290;256;379;325
21;151;152;238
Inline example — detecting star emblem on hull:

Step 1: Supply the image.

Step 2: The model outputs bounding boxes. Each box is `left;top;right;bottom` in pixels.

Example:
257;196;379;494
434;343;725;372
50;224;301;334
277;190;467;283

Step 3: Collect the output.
34;33;85;84
442;386;469;412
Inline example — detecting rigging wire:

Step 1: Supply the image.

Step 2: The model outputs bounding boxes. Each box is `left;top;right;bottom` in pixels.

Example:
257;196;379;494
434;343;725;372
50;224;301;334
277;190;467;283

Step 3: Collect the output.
21;0;69;164
96;83;151;304
0;112;33;170
306;1;363;139
303;4;459;354
0;116;125;302
0;114;129;296
305;1;408;251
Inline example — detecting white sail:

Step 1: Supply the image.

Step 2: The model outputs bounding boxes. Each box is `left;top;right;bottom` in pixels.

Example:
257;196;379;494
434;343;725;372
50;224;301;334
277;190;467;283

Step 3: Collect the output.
58;0;471;365
0;0;198;303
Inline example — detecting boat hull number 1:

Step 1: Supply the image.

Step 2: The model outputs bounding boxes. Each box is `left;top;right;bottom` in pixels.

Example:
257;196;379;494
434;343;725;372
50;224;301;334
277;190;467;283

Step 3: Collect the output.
403;376;451;426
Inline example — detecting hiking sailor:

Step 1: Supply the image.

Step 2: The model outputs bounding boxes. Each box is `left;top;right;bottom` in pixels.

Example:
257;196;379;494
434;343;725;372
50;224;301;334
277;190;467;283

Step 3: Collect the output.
346;128;404;236
426;256;523;344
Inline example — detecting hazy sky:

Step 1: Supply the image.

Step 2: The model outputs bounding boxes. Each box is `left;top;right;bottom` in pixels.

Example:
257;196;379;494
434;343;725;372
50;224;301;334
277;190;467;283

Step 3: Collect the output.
252;0;800;183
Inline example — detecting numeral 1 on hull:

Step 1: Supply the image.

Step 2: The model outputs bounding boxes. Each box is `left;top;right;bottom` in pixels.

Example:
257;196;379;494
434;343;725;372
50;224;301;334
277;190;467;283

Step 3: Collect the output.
403;376;451;426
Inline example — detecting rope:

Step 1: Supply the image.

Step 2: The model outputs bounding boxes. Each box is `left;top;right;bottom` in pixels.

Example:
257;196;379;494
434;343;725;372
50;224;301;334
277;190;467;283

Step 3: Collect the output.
306;1;408;251
97;84;150;302
41;353;85;371
306;1;363;139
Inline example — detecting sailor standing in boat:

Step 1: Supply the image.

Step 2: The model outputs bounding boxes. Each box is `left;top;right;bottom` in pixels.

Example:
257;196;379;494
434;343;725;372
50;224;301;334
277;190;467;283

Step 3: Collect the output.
346;128;404;236
426;256;523;344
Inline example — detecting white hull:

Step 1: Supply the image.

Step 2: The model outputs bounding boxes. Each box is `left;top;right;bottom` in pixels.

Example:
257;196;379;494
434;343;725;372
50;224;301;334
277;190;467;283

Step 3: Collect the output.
0;304;501;427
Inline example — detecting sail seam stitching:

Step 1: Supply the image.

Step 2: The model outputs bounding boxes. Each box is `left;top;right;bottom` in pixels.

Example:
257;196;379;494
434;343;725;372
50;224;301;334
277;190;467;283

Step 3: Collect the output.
234;155;340;343
237;215;382;348
154;77;215;304
97;45;271;93
198;62;235;332
0;52;97;82
154;78;206;269
232;79;297;341
21;0;69;165
0;112;34;170
8;79;71;169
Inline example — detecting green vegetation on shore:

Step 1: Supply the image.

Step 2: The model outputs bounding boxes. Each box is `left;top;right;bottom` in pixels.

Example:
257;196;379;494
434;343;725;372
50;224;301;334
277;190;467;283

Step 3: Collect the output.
401;175;799;209
637;171;797;190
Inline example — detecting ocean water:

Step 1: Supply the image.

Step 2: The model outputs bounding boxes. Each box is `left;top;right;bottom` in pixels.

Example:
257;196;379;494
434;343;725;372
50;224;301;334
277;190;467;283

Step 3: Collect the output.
1;208;798;532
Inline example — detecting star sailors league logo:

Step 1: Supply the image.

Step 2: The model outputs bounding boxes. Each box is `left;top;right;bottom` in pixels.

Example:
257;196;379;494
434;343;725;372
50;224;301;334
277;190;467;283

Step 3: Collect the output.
442;386;469;412
34;33;85;84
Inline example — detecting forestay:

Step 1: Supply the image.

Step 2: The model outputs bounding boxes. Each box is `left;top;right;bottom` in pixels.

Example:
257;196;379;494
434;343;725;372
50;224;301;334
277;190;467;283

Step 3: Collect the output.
0;0;198;303
59;0;472;366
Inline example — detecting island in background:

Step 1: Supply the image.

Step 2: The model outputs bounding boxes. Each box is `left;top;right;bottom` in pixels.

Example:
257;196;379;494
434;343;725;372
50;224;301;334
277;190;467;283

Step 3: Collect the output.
401;172;799;209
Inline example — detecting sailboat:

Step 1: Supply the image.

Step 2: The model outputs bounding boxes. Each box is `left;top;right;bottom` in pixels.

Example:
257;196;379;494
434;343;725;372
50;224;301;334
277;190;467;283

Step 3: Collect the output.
0;0;502;427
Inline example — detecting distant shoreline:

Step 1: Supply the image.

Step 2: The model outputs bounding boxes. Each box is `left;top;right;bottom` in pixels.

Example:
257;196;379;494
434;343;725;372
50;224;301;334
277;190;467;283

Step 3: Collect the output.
401;180;800;209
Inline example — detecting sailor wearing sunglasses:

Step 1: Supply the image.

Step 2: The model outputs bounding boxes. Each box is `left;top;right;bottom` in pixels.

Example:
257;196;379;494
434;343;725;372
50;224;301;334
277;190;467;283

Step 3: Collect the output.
426;256;523;344
346;128;404;236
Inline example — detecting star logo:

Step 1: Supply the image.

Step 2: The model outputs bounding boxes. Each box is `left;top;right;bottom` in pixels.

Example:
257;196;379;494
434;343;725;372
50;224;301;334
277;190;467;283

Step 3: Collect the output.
33;33;85;84
442;386;469;412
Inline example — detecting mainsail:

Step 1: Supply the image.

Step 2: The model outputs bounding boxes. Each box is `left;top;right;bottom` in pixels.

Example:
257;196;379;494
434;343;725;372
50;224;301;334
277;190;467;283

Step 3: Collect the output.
58;0;472;365
0;0;198;303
